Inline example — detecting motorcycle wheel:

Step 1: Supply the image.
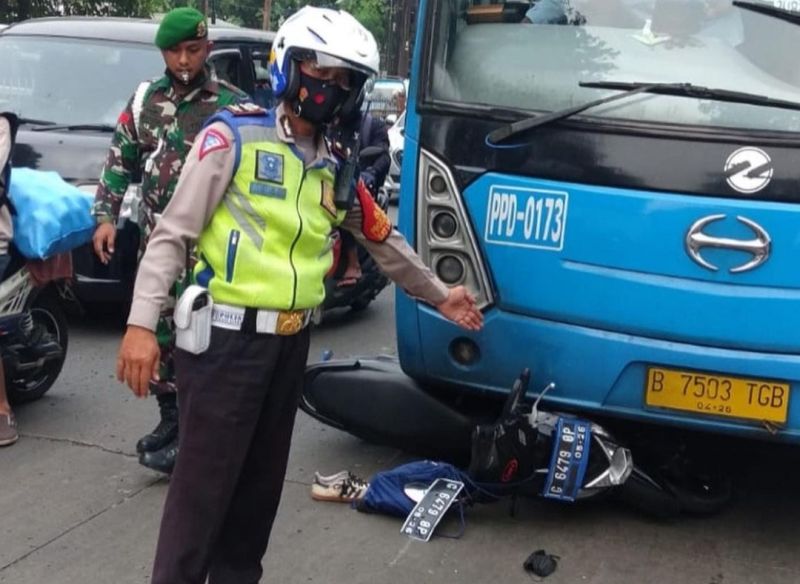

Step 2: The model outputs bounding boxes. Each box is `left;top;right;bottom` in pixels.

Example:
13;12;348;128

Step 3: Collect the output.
7;290;69;405
662;471;733;516
616;468;681;520
617;466;733;518
349;254;388;312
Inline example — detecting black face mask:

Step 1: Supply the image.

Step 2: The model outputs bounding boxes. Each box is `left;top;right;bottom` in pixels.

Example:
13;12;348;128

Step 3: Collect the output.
294;71;346;125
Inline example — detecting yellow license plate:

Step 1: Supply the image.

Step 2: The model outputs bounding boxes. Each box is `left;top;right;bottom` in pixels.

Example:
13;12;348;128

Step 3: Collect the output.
645;367;790;424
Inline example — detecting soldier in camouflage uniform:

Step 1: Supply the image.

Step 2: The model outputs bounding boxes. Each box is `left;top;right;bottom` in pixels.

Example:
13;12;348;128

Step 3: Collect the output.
92;7;247;474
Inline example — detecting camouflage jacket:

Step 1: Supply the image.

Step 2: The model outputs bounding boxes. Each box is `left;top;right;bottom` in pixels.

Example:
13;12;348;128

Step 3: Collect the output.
92;68;247;241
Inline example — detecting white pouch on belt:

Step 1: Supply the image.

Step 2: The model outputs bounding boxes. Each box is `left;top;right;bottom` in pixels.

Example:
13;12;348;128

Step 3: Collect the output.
174;285;214;355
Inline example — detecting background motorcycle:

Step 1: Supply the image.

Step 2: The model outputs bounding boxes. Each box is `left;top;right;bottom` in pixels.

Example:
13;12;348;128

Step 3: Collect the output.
0;247;69;404
319;145;390;316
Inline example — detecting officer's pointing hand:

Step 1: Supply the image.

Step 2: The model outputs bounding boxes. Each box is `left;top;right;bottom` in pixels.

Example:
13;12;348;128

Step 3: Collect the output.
116;326;160;398
436;286;484;332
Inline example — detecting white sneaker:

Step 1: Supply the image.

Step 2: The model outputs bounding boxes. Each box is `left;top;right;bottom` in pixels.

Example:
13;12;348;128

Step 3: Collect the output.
310;472;369;503
313;470;351;487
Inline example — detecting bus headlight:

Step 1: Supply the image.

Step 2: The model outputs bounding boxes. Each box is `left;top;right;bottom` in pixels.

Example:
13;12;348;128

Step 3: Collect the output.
416;149;494;309
436;254;465;284
432;211;458;239
430;174;447;194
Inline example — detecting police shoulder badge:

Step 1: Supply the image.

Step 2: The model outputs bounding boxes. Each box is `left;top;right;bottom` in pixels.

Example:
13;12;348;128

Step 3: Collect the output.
320;182;337;218
256;151;284;184
198;128;230;161
356;180;392;242
225;103;267;117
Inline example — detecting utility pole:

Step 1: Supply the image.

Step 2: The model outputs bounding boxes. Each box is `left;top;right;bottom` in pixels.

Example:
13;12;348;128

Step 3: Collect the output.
397;0;414;78
201;0;209;18
386;0;396;76
262;0;272;30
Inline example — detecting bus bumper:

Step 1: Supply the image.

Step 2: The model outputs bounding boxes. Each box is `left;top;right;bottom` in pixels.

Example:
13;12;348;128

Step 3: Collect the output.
397;298;800;444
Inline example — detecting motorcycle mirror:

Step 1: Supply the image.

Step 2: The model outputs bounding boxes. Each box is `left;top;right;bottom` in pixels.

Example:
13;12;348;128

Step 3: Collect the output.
501;368;531;421
364;77;375;95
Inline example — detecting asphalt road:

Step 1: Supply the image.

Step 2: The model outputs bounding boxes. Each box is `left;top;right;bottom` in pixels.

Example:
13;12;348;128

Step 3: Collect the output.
2;284;800;584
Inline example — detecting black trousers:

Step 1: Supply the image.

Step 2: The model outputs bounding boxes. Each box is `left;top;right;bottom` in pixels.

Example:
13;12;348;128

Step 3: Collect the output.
151;326;311;584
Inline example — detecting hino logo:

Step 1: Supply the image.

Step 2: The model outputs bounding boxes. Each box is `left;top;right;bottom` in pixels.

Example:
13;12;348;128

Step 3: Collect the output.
724;147;773;194
685;215;771;273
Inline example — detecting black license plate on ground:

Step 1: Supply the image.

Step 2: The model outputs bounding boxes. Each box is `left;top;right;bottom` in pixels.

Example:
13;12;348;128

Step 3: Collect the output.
401;478;464;542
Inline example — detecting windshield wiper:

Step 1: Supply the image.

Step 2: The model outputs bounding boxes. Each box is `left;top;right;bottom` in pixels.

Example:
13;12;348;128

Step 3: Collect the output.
489;82;677;144
733;0;800;26
30;123;115;133
488;81;800;144
581;81;800;111
16;117;57;126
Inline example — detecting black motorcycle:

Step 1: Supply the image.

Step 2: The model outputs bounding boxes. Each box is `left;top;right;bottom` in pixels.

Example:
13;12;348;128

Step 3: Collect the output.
0;248;69;404
319;145;391;317
301;358;733;516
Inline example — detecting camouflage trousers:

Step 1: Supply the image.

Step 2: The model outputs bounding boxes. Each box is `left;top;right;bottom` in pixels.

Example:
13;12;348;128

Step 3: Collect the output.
142;211;195;396
149;276;189;396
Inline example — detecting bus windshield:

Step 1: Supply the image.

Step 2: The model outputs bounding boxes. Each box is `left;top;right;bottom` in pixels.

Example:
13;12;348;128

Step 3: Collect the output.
424;0;800;133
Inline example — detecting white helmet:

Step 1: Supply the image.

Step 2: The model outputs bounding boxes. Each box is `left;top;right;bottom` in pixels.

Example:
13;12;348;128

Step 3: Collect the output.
269;7;380;118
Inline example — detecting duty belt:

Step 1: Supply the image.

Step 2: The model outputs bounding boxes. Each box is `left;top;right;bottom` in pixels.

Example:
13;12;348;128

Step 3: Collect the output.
211;303;312;336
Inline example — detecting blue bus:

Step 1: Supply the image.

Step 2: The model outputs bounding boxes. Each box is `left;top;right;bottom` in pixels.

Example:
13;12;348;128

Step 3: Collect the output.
394;0;800;443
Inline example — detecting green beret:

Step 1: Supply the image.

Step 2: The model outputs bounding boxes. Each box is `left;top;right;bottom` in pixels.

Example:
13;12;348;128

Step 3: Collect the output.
155;7;208;50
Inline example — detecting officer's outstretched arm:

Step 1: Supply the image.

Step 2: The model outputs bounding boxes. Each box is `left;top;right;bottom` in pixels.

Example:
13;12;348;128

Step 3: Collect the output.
117;122;237;397
340;185;483;332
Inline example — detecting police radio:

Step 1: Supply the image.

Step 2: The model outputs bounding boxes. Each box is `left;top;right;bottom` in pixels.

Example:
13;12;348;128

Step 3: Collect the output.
329;101;373;211
330;126;361;211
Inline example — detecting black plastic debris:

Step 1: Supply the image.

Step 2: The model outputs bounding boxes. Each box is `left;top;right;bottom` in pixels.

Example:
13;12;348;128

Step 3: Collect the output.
523;549;559;578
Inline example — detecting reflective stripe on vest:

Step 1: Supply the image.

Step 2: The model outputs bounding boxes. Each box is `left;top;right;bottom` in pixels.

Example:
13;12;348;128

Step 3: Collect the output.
195;117;346;310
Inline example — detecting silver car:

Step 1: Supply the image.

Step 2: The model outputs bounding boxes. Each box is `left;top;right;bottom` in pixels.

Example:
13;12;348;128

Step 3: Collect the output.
382;111;405;202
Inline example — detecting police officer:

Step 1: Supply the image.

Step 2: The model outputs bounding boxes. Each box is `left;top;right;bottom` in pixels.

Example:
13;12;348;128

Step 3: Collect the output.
116;7;483;583
92;7;247;473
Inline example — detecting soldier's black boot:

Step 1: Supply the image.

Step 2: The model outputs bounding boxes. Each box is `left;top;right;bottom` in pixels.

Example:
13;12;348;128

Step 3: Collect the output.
139;437;178;475
136;393;178;454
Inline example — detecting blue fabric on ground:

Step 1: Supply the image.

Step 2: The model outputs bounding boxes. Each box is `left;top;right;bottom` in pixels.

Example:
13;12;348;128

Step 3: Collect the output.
357;460;469;517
